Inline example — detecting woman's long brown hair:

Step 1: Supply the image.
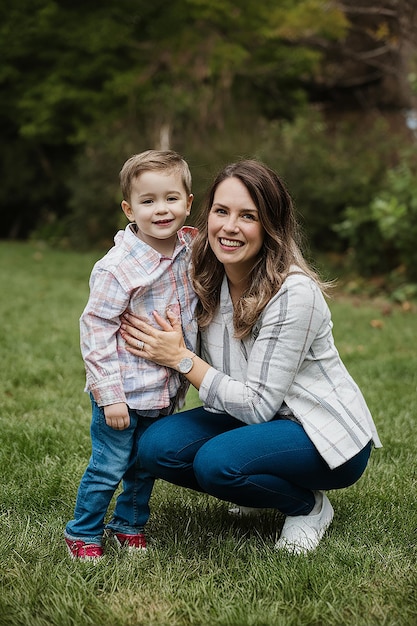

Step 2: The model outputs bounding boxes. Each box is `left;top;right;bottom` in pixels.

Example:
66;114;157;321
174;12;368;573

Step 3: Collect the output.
191;160;328;339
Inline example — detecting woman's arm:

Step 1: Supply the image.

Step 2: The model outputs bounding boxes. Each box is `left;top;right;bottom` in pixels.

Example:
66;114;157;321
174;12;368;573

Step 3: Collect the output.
121;310;212;389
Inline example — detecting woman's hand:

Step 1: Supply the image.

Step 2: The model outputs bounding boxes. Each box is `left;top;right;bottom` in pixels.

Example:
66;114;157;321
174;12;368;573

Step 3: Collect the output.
120;309;190;369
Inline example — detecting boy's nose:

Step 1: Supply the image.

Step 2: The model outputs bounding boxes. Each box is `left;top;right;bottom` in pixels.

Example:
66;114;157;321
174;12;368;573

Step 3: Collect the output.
155;201;169;213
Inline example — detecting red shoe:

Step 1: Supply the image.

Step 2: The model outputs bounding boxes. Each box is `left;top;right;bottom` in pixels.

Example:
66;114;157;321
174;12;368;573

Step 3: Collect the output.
65;537;104;562
113;532;147;552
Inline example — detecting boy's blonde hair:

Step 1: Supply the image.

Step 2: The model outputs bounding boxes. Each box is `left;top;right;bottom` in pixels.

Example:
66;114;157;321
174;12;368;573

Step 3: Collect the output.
120;150;192;201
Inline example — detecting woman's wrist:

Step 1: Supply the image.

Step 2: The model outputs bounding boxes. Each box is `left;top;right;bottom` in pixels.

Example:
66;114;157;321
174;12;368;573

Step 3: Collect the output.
174;350;196;373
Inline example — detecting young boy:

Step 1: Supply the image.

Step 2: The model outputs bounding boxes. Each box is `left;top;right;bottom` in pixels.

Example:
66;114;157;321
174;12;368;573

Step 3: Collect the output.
65;150;197;561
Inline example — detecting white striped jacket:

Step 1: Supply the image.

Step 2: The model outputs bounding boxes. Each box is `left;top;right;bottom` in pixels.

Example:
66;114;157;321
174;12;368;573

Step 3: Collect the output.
199;272;382;469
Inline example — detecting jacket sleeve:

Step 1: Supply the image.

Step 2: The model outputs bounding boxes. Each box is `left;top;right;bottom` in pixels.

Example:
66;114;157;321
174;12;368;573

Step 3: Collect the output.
199;277;329;424
80;266;131;406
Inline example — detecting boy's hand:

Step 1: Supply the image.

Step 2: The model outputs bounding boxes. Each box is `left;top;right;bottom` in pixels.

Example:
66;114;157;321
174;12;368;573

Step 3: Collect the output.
104;403;130;430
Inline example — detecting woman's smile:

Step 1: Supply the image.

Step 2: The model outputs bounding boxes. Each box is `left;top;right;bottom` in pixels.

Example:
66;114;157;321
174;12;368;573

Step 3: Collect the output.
218;237;244;249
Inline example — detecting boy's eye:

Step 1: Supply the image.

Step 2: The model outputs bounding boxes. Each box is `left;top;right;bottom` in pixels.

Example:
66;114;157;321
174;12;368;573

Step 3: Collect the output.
167;196;179;202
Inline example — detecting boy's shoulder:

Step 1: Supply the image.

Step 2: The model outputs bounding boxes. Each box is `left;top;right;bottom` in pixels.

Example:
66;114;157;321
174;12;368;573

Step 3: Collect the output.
93;226;152;275
95;227;136;266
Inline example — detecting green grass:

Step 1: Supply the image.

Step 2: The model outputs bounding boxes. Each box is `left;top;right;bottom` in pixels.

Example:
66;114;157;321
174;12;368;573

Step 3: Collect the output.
0;240;416;626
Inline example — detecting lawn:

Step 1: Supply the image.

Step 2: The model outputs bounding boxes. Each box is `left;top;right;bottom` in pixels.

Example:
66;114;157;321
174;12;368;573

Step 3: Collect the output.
0;241;416;626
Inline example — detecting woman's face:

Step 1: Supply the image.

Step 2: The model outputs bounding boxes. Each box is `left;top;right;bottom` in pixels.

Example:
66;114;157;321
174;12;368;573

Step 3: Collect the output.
208;177;265;276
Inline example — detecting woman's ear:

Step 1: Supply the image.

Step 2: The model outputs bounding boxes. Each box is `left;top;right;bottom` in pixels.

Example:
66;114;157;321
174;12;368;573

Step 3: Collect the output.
121;200;133;221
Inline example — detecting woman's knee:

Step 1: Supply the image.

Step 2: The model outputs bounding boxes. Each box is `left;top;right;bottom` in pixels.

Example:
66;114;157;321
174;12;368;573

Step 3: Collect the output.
138;413;202;474
193;439;233;493
138;419;174;472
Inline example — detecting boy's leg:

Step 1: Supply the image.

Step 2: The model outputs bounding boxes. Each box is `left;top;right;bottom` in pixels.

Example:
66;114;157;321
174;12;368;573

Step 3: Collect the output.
65;398;137;544
107;414;157;534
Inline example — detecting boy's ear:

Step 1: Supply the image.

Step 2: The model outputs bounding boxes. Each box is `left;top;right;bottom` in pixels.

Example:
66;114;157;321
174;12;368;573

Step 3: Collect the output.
186;193;194;216
121;200;133;221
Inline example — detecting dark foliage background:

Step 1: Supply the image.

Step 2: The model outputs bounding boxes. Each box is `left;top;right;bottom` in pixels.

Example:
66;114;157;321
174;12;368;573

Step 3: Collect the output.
1;0;416;290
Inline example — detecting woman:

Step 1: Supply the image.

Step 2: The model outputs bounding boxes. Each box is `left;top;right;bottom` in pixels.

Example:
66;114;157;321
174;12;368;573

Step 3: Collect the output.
120;159;382;554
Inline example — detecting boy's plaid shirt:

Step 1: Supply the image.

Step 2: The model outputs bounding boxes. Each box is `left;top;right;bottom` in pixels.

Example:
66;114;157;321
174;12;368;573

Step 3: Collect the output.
80;224;198;412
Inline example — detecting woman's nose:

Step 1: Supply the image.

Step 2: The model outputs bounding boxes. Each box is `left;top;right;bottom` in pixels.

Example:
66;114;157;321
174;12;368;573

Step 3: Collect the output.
223;216;239;232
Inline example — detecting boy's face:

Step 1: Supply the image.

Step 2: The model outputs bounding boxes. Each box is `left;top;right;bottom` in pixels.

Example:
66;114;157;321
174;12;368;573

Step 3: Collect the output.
121;169;193;254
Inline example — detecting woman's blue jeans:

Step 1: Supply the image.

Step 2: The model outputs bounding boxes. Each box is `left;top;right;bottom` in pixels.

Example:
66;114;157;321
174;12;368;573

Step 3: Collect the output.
65;397;159;545
138;407;372;516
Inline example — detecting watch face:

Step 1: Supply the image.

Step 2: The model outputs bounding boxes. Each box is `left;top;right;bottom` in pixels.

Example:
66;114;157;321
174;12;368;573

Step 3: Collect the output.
178;357;193;374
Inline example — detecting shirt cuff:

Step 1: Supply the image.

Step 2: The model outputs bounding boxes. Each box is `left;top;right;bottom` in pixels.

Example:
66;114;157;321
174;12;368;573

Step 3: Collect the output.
88;379;127;407
198;366;219;405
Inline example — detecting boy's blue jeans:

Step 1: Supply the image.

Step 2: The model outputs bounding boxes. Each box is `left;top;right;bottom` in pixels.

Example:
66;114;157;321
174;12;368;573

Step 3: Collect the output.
65;397;161;545
138;407;372;516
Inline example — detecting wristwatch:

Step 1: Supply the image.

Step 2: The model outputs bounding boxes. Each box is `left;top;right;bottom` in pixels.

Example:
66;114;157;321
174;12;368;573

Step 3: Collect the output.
177;355;195;374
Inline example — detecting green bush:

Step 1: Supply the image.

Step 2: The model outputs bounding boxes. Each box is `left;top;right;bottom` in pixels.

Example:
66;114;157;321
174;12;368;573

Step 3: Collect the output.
336;156;417;292
258;110;399;252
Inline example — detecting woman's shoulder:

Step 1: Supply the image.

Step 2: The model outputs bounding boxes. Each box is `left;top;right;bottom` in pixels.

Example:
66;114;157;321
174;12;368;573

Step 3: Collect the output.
264;270;328;317
280;267;322;296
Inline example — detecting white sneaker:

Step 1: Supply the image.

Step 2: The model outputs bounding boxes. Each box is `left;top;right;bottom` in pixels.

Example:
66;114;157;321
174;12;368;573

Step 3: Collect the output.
275;491;334;555
228;505;262;517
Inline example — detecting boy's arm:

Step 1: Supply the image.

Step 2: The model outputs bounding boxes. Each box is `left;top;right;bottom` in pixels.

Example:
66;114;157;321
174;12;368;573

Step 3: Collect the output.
81;267;131;407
